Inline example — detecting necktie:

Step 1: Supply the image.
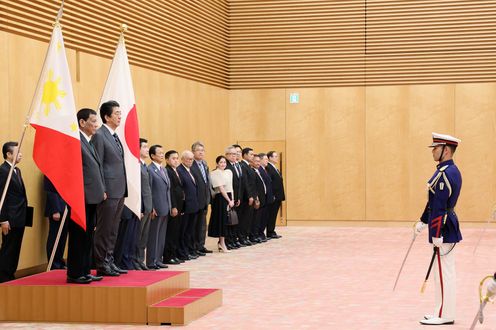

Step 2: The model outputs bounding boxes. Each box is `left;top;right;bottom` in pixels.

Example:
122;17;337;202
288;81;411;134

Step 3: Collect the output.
232;163;240;177
188;168;196;184
174;168;182;184
255;169;266;193
198;161;207;183
159;166;166;179
113;133;123;155
236;163;242;177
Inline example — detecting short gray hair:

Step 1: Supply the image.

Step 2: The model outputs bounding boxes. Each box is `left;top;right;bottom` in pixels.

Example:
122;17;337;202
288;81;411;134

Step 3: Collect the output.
191;141;205;151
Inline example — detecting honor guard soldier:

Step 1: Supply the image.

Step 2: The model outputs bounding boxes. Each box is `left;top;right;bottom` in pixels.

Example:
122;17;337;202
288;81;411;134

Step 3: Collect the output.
414;132;463;325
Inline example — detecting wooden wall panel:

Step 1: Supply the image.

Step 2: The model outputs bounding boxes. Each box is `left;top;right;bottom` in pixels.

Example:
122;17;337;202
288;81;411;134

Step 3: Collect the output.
229;0;496;88
0;0;228;88
0;31;229;270
285;88;365;221
454;84;496;222
229;0;366;88
365;85;455;221
229;89;286;142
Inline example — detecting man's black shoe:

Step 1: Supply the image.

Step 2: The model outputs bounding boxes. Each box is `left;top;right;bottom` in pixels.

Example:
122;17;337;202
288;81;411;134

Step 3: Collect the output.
110;263;128;274
85;274;103;282
196;250;206;256
156;262;169;268
269;233;282;239
67;276;92;284
165;258;181;265
96;267;120;277
199;247;213;254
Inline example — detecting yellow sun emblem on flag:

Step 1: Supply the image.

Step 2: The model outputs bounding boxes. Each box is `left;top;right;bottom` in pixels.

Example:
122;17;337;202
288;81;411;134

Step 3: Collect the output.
42;69;66;116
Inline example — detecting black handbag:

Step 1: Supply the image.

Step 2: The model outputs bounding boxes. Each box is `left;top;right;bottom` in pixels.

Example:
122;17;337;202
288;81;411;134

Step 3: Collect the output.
227;207;239;226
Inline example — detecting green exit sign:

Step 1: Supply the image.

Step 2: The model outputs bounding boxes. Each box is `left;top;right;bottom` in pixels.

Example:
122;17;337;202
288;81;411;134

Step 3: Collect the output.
289;92;299;104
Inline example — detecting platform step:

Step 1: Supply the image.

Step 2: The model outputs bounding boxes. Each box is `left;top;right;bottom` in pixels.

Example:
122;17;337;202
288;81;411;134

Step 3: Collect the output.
0;270;189;324
147;288;222;325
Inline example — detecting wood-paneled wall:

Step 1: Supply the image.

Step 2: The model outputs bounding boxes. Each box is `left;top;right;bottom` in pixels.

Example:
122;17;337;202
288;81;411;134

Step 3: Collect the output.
0;0;228;88
230;85;496;224
0;31;229;269
3;1;496;89
229;0;496;88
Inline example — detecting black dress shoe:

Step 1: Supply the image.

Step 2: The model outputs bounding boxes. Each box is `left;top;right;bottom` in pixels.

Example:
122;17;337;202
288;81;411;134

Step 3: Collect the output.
199;247;213;254
96;267;120;277
132;262;143;270
165;258;180;265
269;233;282;239
177;255;190;261
188;254;198;259
156;262;169;268
67;276;92;284
173;257;184;263
196;250;206;256
249;239;259;244
242;239;252;246
110;263;128;274
85;274;103;282
234;241;243;247
138;262;149;270
146;264;158;270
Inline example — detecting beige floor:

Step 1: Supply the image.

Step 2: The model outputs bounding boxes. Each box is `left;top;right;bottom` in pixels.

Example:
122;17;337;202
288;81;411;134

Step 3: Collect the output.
1;226;496;329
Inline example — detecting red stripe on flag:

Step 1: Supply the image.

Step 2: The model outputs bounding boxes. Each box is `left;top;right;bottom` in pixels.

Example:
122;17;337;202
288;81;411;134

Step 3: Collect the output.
31;124;86;230
124;104;139;159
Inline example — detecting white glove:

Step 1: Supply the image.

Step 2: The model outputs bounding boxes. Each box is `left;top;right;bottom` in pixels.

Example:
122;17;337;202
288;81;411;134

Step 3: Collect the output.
487;279;496;297
414;221;426;235
432;236;443;248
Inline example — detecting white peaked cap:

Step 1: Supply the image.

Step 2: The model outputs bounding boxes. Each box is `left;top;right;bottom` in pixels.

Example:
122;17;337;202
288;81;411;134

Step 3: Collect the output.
429;132;461;147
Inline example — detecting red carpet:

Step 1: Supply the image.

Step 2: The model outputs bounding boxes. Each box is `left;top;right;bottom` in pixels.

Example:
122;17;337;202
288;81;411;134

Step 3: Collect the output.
0;270;185;287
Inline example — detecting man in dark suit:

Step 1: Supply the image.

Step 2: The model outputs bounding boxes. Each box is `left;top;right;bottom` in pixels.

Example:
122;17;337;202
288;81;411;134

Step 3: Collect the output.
44;176;67;270
134;138;153;270
147;145;171;269
190;141;212;255
266;151;285;239
0;142;28;283
251;154;268;243
66;108;106;283
225;145;243;249
238;147;257;245
163;150;184;265
91;100;128;276
258;153;275;240
176;150;200;260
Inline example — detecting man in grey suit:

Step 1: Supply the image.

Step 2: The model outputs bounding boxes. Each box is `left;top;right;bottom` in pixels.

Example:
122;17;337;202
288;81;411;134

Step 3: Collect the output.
147;145;171;269
190;141;212;255
91;100;128;277
134;138;153;270
67;108;106;284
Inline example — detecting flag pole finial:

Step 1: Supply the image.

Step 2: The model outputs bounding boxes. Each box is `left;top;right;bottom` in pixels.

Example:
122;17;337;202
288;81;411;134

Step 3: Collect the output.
54;0;65;26
119;24;128;42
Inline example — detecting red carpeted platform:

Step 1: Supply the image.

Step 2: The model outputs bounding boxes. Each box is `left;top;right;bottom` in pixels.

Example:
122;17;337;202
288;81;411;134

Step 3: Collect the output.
0;269;221;325
3;269;184;287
